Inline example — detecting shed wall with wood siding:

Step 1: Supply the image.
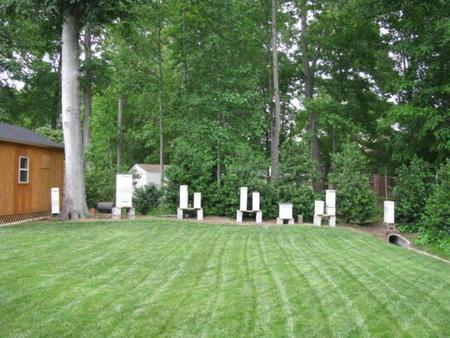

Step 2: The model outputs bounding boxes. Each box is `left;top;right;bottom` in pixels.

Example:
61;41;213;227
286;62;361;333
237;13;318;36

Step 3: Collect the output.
0;140;64;217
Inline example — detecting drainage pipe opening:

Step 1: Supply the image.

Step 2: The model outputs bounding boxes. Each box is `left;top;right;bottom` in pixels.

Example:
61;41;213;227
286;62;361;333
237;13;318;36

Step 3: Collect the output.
388;234;410;248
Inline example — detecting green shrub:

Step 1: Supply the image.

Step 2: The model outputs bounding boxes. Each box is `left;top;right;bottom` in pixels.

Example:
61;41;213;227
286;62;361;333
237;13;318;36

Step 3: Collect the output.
416;161;450;254
85;166;115;208
393;157;432;231
133;184;162;215
278;137;317;221
328;143;376;224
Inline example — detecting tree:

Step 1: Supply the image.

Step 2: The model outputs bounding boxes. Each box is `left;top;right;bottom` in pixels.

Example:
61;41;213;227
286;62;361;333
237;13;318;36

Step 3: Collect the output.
270;0;281;181
60;10;89;219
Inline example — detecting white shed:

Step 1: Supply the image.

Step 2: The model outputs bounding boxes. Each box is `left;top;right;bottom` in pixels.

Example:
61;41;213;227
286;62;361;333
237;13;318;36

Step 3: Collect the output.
129;164;169;189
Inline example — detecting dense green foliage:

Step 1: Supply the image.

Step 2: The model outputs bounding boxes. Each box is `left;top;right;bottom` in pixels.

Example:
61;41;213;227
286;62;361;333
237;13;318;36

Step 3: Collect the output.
133;184;162;215
328;143;376;224
417;161;450;255
393;158;433;231
1;221;449;337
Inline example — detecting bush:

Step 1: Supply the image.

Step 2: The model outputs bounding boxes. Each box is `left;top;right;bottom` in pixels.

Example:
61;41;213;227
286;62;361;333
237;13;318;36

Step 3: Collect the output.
85;166;115;208
393;157;432;231
278;137;317;221
416;161;450;254
328;143;376;224
133;184;162;215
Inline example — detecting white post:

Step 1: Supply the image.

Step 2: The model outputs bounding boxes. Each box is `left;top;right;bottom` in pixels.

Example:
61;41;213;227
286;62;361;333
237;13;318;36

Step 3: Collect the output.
51;187;60;214
252;192;260;211
197;209;204;221
112;207;121;220
236;210;243;223
193;192;202;209
177;208;183;220
384;201;395;224
313;215;322;226
179;185;188;209
255;211;262;224
329;216;336;227
239;187;248;211
127;208;135;220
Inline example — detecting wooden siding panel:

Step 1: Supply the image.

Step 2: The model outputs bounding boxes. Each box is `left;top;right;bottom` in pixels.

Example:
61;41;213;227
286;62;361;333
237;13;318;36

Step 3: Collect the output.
0;142;15;215
0;141;64;216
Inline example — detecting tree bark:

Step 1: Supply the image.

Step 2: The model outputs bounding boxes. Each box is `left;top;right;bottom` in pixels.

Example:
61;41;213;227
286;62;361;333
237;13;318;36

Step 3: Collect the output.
271;0;281;182
157;0;164;187
61;12;89;219
116;96;125;171
82;30;92;154
300;11;322;191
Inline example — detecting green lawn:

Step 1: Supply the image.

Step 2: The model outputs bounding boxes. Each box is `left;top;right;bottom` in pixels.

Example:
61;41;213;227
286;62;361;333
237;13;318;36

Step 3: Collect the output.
0;221;449;337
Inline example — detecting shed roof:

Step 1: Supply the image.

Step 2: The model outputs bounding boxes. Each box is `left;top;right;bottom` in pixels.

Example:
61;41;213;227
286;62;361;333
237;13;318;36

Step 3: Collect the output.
0;123;64;149
134;164;170;173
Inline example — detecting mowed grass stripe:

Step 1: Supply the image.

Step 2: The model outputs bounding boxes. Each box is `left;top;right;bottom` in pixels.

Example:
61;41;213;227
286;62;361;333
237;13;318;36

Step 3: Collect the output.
151;229;226;336
272;233;333;337
284;230;373;337
0;221;449;337
334;234;450;336
310;230;410;337
116;226;217;335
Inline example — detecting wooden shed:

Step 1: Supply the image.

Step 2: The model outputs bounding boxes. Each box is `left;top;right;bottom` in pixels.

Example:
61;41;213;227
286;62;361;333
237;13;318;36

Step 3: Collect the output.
0;123;64;224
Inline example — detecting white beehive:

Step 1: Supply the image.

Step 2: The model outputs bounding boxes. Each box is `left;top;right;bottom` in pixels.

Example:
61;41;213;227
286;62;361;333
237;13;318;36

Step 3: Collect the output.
116;174;133;208
240;187;248;211
51;187;60;214
279;203;293;219
193;192;202;209
314;201;324;216
384;201;395;224
179;185;188;209
252;192;260;211
326;190;336;208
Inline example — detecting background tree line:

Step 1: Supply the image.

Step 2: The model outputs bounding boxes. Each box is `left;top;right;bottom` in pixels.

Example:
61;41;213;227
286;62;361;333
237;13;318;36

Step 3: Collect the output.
1;0;448;251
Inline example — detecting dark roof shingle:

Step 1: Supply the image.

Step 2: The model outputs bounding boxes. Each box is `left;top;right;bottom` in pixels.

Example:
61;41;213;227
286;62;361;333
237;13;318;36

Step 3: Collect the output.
0;123;64;149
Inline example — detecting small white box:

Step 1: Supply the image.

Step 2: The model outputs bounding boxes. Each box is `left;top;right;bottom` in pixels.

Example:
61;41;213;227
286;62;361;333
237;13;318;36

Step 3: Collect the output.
51;187;60;214
193;192;202;209
314;201;324;216
384;201;395;224
179;185;188;209
279;203;293;219
239;187;248;211
252;192;260;211
326;190;336;209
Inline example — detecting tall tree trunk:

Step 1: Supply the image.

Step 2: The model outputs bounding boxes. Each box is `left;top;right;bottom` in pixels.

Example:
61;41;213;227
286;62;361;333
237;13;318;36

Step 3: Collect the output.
61;12;89;219
300;12;322;191
51;52;62;129
157;0;164;187
116;96;125;172
82;30;92;154
271;0;281;182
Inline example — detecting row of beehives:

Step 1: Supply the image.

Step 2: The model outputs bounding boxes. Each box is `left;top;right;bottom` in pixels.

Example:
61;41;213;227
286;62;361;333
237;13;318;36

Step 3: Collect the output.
176;185;357;226
177;184;396;226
